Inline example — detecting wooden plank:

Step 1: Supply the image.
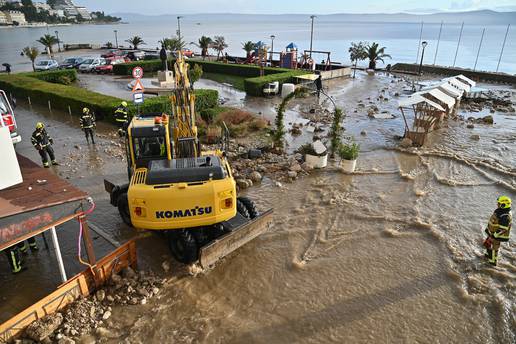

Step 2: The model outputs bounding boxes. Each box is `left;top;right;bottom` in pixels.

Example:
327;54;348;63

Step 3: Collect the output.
0;240;137;343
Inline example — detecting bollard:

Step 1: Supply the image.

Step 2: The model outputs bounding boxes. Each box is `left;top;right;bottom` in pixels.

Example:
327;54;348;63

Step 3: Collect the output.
28;96;31;105
48;100;52;112
68;105;72;116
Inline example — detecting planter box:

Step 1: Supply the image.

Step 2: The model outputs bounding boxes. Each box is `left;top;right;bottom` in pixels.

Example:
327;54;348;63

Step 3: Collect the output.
305;154;328;168
339;159;357;173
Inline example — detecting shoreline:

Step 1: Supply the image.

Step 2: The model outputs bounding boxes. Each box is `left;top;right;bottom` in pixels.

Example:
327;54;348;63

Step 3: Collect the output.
0;21;123;29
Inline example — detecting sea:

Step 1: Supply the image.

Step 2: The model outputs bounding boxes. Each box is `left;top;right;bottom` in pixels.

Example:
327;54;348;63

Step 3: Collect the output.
0;14;515;74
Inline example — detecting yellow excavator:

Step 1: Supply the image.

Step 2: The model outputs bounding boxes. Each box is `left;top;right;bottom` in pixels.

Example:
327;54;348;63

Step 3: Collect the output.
104;55;272;267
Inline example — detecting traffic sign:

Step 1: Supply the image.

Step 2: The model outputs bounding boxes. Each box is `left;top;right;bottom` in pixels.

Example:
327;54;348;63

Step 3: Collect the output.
132;66;144;79
133;92;144;104
132;79;145;93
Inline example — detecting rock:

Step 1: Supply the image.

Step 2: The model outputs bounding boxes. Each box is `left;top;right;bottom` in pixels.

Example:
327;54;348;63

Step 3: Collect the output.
481;115;494;124
249;171;262;183
95;290;105;302
25;313;63;341
466;123;475;129
289;163;302;173
102;311;111;320
287;171;298;179
360;130;367;136
161;261;170;272
129;298;139;305
470;134;480;141
274;181;283;188
248;149;262;159
394;92;400;97
236;179;249;189
74;145;81;150
400;138;413;148
301;162;314;171
141;298;147;305
57;336;75;344
110;274;122;285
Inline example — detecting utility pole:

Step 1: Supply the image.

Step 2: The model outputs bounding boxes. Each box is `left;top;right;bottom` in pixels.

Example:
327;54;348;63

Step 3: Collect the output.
496;24;510;72
309;15;316;58
114;30;118;48
177;16;183;40
473;28;485;71
55;31;61;52
453;22;464;67
419;41;428;75
433;21;443;65
270;35;275;66
416;21;423;63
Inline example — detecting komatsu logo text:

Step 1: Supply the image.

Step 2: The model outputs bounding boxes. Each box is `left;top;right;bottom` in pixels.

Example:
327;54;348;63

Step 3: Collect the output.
156;206;212;219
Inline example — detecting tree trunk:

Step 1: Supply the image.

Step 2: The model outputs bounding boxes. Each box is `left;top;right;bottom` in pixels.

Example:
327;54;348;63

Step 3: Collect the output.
353;60;357;78
369;60;375;70
32;61;35;72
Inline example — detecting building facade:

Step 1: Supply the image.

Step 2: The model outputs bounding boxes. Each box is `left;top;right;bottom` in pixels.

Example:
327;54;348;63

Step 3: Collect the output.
0;11;8;25
5;10;26;25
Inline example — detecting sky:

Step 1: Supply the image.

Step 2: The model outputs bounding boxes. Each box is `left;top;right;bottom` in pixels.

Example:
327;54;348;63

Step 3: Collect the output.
74;0;516;15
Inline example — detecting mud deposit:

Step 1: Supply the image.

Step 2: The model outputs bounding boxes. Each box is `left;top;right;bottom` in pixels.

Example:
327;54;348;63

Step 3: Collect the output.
3;72;515;343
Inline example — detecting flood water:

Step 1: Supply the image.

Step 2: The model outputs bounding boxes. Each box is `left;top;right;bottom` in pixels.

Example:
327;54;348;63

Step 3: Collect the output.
1;72;515;342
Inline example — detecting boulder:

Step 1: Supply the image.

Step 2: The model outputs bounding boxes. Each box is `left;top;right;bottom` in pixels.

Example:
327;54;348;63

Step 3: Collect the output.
249;171;262;183
290;163;302;173
470;134;480;141
287;171;298;179
301;162;314;171
236;179;249;189
25;313;64;342
481;115;494;124
466;124;475;129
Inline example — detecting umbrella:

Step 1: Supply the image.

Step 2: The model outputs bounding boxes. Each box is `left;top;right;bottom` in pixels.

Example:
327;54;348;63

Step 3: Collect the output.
2;63;11;68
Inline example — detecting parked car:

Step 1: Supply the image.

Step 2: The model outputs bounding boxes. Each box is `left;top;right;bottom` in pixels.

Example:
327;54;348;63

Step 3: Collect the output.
0;90;21;144
182;49;195;58
59;57;84;69
126;51;146;61
101;50;125;59
34;59;59;71
95;57;126;74
78;58;106;73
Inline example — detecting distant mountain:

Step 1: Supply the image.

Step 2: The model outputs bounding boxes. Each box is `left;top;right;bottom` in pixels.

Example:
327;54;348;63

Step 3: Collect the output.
111;10;516;25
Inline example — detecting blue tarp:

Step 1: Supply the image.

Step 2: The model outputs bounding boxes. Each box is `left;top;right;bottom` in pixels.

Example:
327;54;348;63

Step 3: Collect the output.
286;42;298;50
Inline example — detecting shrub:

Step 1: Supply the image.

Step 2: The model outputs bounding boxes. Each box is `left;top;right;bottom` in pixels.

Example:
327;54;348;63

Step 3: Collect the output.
194;89;218;111
338;142;360;160
330;108;345;157
200;108;218;124
22;69;77;84
217;109;254;125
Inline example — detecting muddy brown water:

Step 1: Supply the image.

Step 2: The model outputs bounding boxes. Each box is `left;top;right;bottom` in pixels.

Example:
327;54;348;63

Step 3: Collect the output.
1;72;514;343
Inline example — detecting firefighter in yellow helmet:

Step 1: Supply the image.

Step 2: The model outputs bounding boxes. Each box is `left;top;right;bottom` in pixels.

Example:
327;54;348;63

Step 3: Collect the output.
114;101;129;137
80;107;96;144
31;122;57;168
483;196;512;266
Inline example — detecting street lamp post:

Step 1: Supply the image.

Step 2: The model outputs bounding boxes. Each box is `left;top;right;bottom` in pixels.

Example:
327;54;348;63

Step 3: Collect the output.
55;31;61;52
418;41;428;75
114;30;118;48
177;16;183;39
309;15;316;58
270;35;275;66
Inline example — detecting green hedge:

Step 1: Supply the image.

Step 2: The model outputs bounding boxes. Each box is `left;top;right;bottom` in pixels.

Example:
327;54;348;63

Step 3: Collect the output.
0;72;219;122
244;70;307;96
127;90;217;116
114;59;293;77
22;69;78;84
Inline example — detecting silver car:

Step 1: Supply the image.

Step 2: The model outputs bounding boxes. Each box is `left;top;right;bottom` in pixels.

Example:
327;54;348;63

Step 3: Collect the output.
78;57;106;73
34;59;59;71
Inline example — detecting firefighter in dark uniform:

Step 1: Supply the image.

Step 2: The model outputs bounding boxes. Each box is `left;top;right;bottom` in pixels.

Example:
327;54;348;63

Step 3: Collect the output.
114;101;129;137
3;238;38;274
484;196;512;266
314;73;323;99
80;107;96;144
31;122;57;168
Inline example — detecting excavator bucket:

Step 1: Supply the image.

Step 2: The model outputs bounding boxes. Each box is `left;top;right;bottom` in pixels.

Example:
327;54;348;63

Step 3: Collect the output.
199;209;273;268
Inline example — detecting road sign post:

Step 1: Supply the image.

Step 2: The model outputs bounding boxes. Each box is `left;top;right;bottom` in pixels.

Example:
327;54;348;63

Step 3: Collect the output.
131;67;145;115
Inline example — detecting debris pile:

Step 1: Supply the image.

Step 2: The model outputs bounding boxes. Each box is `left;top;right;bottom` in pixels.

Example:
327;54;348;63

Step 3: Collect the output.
20;267;165;343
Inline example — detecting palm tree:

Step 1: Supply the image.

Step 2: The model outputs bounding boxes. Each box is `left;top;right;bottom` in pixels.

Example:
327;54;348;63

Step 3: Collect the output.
196;36;212;60
211;36;228;60
37;34;58;57
126;36;145;50
159;37;184;52
242;41;256;59
22;46;39;71
366;42;391;70
348;41;368;78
